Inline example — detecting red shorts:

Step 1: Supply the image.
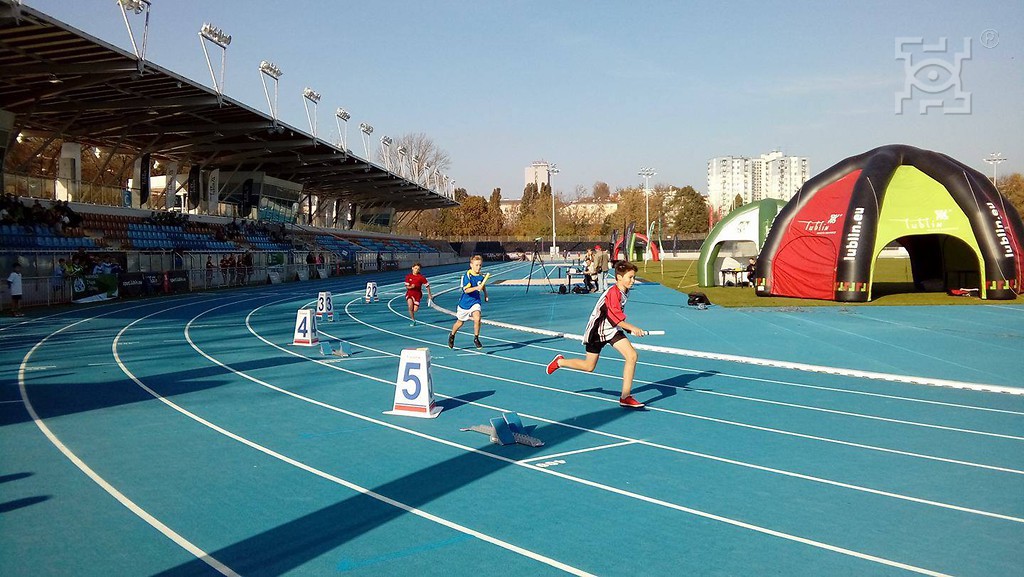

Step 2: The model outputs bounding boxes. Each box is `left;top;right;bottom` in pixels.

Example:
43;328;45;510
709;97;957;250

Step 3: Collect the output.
406;291;423;303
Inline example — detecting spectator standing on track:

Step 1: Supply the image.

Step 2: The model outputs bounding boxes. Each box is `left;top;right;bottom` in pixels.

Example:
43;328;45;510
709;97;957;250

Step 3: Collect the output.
206;256;214;287
448;255;488;350
546;260;647;408
7;262;24;317
746;256;757;288
594;245;610;293
404;262;433;327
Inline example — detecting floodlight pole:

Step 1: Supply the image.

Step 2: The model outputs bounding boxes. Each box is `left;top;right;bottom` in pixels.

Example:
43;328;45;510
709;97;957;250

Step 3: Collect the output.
639;167;656;264
549;163;560;254
199;23;231;102
984;152;1007;184
359;123;374;159
335;108;350;152
380;136;393;171
302;87;321;140
117;0;151;71
259;61;282;125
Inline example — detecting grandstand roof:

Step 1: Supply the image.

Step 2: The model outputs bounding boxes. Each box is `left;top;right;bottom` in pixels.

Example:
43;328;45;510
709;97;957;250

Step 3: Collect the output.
0;2;456;211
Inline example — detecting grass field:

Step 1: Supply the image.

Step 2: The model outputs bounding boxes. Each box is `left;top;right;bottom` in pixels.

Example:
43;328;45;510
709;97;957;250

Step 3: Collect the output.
636;258;1012;307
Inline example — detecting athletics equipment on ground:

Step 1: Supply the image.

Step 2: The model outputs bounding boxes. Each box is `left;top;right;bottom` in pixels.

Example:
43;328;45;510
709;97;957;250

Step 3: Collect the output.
364;281;379;303
320;340;351;357
315;291;334;321
460;412;544;447
292;309;319;346
384;348;441;418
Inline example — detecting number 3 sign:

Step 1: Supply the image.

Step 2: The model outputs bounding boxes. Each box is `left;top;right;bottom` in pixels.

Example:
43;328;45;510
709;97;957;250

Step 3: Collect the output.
385;348;441;418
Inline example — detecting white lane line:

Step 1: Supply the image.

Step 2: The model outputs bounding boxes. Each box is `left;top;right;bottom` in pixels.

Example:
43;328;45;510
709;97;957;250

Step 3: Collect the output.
228;300;958;575
18;299;241;577
427;292;1021;395
347;298;1024;475
242;297;1024;524
398;299;1024;431
144;303;591;577
519;441;637;464
318;307;1024;522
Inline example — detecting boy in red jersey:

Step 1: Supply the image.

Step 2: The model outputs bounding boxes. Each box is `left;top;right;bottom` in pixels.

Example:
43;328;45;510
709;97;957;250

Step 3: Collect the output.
545;261;647;408
404;262;433;326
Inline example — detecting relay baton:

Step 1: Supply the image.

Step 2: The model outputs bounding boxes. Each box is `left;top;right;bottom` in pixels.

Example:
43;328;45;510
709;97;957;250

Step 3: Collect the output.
480;272;491;287
643;330;665;336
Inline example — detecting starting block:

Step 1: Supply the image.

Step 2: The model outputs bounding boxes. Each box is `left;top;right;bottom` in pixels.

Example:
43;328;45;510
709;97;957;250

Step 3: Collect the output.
316;291;334;321
384;347;441;418
320;340;351;357
292;308;319;346
460;412;544;447
365;282;379;303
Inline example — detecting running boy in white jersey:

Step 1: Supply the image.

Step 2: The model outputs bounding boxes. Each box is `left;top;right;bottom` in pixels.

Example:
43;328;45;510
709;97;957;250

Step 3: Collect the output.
546;260;647;408
448;255;488;349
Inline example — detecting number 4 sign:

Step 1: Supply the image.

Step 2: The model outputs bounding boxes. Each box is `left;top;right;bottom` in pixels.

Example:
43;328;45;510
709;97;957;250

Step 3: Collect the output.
292;308;319;346
385;348;441;418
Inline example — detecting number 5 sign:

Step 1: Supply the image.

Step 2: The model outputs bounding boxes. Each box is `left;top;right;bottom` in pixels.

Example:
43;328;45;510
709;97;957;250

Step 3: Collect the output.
385;348;441;418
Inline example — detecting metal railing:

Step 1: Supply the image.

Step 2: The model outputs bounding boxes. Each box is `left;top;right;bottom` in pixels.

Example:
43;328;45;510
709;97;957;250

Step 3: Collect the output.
0;249;462;313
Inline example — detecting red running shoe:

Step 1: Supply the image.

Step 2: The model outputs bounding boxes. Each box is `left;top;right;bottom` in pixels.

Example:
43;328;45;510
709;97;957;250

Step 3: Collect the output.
546;354;564;375
619;395;645;409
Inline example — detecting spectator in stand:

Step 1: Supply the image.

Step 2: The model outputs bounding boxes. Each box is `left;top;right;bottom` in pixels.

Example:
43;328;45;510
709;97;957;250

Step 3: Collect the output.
376;251;384;272
227;254;237;286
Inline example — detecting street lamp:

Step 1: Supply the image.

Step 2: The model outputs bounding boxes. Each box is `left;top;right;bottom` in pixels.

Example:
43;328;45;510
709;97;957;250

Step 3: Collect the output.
549;164;560;253
984;153;1007;184
639;167;656;262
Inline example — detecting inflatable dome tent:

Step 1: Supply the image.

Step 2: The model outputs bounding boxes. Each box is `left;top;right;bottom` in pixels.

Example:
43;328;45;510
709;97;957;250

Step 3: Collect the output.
698;198;786;287
755;145;1024;302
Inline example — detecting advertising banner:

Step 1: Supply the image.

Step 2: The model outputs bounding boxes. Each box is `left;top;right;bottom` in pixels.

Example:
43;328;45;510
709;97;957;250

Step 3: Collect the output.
72;274;119;303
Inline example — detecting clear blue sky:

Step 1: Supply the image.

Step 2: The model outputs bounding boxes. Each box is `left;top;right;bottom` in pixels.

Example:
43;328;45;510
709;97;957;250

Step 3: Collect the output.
27;0;1024;200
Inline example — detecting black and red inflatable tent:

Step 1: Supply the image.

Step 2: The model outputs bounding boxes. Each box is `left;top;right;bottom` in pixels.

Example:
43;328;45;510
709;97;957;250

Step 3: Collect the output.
755;145;1024;302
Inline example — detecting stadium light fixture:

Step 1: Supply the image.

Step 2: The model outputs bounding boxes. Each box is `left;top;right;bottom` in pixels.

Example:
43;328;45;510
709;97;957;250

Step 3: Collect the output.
984;152;1007;183
302;87;321;139
379;135;394;172
335;108;351;152
117;0;151;68
639;167;657;262
359;123;374;159
549;163;560;250
198;22;230;99
259;60;282;123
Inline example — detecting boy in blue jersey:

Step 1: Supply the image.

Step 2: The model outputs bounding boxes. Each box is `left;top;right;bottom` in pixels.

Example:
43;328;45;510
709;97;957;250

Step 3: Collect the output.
448;255;488;349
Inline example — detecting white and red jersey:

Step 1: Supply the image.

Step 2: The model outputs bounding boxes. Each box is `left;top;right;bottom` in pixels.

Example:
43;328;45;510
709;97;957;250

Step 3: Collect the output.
582;284;627;345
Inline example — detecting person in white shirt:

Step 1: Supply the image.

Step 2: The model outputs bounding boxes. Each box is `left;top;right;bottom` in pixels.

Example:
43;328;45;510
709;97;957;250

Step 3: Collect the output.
7;262;24;317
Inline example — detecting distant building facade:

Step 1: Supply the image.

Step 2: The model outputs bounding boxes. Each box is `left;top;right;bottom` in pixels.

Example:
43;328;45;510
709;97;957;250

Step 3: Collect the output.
524;160;553;190
707;151;809;216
